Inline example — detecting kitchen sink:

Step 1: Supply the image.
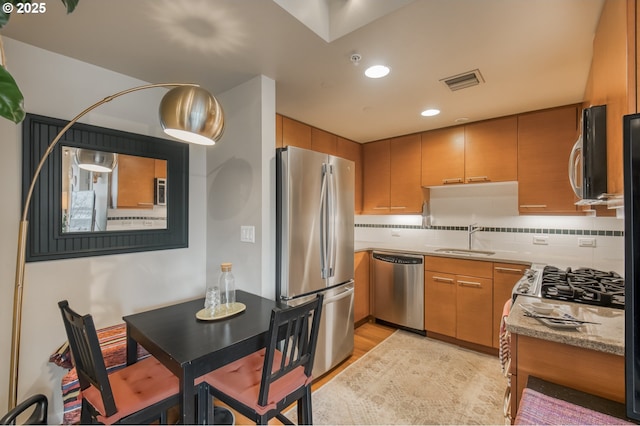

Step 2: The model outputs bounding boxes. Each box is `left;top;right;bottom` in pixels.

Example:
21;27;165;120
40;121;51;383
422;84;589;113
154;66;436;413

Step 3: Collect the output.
434;248;495;257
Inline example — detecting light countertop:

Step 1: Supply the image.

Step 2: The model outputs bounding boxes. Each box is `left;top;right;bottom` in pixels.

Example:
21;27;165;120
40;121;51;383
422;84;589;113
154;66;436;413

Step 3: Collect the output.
505;295;624;356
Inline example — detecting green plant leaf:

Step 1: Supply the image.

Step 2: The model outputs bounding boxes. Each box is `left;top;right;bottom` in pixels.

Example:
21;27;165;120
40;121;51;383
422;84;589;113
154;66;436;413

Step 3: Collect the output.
0;65;25;123
61;0;78;13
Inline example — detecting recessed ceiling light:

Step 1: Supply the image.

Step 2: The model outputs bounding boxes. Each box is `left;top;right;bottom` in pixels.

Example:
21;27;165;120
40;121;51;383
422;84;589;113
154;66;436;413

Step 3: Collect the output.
365;65;390;79
421;109;440;117
455;117;469;123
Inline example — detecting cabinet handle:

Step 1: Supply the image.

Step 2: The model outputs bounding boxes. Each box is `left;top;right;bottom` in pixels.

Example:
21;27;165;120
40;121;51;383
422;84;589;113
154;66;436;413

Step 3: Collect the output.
372;207;389;210
458;280;482;287
433;276;454;284
138;202;154;206
442;178;464;184
466;176;489;182
495;267;523;274
390;206;406;209
519;204;547;208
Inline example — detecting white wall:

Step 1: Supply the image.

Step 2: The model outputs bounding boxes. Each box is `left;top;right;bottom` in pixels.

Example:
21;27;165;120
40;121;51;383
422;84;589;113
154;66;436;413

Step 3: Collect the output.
206;76;276;299
0;38;210;422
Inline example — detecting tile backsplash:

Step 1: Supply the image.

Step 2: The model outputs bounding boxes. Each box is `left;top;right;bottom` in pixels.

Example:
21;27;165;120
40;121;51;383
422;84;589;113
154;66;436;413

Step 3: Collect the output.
355;182;624;274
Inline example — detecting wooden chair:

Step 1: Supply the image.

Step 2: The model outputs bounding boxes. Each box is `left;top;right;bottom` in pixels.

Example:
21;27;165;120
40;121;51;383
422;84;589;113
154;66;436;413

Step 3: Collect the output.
200;294;324;425
57;300;180;424
0;394;48;425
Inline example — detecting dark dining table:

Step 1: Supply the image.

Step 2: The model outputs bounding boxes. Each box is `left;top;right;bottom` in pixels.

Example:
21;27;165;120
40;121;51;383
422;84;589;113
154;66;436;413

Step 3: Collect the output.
123;289;279;424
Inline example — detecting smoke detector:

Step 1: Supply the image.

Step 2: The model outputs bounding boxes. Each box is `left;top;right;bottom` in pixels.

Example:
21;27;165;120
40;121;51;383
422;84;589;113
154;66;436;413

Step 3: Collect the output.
350;53;362;65
441;69;484;91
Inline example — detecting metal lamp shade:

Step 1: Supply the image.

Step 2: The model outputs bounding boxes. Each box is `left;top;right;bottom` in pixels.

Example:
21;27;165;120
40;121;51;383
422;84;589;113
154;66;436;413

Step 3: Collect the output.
159;86;225;145
75;149;118;172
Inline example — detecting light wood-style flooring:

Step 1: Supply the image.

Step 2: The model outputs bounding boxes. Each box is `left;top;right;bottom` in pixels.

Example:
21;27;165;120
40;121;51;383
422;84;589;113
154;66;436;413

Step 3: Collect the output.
226;321;396;424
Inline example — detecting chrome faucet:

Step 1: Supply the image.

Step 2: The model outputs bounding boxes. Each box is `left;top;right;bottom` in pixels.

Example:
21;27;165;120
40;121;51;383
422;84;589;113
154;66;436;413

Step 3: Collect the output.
468;223;482;250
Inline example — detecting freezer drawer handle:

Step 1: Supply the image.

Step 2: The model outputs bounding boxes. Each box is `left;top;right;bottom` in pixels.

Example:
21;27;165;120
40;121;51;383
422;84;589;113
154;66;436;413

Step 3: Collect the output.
324;285;354;304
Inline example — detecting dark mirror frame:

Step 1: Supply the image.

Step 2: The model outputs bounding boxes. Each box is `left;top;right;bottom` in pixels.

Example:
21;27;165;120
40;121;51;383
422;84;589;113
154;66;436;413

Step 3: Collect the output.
22;113;189;262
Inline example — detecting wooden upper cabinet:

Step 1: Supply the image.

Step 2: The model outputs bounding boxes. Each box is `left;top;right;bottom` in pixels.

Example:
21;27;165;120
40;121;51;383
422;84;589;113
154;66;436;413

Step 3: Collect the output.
275;113;283;148
311;128;338;155
390;134;422;213
518;105;581;214
362;140;391;213
421;126;465;186
464;116;517;183
281;116;311;149
337;137;363;214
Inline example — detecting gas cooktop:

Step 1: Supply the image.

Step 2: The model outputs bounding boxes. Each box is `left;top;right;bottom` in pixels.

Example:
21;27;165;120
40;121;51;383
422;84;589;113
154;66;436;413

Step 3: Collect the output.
512;265;625;310
540;266;624;309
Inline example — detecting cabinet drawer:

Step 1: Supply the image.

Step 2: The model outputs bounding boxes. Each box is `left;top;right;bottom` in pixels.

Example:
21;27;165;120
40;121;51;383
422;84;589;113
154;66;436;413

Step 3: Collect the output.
424;256;492;278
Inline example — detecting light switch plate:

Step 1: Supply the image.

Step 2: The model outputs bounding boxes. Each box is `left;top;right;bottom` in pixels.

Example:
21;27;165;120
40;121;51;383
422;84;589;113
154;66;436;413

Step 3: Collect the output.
240;226;255;243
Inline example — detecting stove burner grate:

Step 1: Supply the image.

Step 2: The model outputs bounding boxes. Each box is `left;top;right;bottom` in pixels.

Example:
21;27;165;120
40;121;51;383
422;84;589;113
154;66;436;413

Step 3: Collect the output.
540;266;624;309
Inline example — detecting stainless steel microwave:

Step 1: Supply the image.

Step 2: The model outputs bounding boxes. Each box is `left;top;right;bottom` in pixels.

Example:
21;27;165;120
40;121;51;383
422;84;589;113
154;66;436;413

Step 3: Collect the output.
568;104;607;200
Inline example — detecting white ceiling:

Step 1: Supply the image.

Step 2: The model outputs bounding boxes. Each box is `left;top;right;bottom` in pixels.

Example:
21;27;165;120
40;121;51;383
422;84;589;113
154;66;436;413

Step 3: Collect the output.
2;0;604;143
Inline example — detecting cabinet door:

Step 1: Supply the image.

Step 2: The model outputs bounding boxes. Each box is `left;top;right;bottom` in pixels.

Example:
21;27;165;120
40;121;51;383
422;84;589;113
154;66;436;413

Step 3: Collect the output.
362;140;391;213
354;251;370;323
117;154;155;209
518;105;580;214
336;137;363;214
421;126;465;186
456;275;493;346
425;271;457;337
282;116;312;149
390;134;422;213
311;128;338;155
464;116;517;183
492;263;529;348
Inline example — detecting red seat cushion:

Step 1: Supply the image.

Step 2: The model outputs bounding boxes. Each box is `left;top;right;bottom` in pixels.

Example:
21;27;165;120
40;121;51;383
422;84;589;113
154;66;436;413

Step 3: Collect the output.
82;356;179;424
201;348;311;415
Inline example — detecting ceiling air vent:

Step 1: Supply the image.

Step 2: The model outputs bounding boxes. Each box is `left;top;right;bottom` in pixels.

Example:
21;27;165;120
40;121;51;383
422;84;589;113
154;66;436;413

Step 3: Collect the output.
441;69;484;91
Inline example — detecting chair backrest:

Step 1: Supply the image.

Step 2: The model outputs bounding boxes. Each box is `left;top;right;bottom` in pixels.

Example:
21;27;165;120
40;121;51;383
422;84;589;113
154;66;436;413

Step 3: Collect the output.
258;294;324;406
0;394;48;425
58;300;118;417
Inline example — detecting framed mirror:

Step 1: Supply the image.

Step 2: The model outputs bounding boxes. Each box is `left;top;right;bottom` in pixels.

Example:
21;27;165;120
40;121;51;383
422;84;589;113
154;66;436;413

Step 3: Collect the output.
22;113;189;262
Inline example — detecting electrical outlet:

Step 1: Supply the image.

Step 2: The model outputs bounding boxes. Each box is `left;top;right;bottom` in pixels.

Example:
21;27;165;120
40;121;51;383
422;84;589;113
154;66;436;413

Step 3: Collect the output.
533;235;548;245
240;225;255;243
391;229;401;237
578;238;596;248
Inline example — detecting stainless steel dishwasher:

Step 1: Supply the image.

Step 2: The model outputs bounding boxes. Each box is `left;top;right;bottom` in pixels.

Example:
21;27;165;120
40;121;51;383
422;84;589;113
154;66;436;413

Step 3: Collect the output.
372;251;425;333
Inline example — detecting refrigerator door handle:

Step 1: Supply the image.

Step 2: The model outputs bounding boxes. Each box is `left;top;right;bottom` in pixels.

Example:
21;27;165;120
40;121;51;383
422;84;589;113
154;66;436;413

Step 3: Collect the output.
327;164;337;277
319;163;329;279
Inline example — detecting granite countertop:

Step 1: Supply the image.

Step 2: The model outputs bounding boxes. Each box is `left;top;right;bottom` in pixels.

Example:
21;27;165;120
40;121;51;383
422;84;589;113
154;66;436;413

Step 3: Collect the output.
355;242;534;266
505;295;624;356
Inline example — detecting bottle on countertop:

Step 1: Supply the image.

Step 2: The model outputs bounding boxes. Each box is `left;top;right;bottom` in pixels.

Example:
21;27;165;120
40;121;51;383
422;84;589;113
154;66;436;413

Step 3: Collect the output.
219;262;236;312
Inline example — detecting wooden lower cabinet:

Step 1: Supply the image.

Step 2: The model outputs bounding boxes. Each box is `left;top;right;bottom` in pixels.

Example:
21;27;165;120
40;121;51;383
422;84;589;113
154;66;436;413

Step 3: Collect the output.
510;333;625;416
456;275;493;346
354;251;370;323
492;263;529;348
424;256;494;347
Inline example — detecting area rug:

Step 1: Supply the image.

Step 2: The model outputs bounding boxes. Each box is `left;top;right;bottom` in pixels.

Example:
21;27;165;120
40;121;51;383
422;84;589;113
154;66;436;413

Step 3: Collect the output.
287;330;505;425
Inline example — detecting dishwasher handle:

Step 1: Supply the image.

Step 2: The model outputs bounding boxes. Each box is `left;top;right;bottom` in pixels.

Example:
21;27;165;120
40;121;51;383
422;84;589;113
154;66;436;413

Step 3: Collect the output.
372;251;423;265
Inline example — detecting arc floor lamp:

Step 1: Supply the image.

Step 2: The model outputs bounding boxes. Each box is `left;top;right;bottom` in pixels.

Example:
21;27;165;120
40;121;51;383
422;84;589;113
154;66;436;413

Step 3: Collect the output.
8;83;225;410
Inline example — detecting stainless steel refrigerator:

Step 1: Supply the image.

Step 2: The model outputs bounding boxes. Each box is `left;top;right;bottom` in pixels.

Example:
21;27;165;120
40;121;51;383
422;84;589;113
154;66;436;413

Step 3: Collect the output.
276;146;355;378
